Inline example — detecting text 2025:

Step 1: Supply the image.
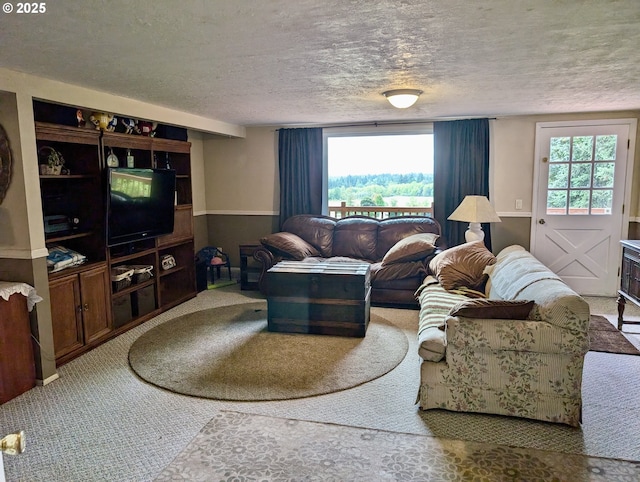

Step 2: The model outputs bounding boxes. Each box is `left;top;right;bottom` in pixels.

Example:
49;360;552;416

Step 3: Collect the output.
16;2;46;13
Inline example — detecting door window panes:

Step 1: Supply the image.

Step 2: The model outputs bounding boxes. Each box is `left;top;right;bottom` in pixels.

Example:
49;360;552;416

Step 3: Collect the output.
570;163;592;188
594;162;615;188
569;190;590;214
547;190;567;214
546;135;617;215
572;136;593;161
548;164;568;188
595;135;616;161
550;137;570;162
592;190;613;213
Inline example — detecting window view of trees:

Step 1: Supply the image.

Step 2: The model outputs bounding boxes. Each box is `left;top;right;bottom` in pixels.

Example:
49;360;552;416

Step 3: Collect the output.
547;135;616;215
327;133;433;210
328;173;433;207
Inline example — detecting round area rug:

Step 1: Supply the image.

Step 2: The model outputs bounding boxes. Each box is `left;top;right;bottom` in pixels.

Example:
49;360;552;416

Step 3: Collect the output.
128;301;409;401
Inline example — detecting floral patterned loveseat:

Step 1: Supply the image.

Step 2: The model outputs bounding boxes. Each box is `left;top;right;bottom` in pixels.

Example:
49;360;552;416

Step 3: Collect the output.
416;243;590;427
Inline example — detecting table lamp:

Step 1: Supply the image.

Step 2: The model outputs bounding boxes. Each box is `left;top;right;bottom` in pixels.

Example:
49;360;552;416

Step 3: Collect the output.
448;195;501;243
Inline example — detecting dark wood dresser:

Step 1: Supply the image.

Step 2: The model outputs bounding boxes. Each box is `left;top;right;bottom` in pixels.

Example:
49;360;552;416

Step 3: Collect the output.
617;240;640;330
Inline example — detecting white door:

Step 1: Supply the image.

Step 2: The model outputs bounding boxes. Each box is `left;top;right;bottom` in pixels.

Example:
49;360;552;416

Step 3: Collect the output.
531;120;636;296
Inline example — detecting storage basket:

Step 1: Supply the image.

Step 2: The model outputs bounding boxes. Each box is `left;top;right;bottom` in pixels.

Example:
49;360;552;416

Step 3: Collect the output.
130;265;154;284
111;267;134;292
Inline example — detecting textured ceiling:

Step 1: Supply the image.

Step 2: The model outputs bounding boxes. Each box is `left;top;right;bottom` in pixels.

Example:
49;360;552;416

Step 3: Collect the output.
1;0;639;127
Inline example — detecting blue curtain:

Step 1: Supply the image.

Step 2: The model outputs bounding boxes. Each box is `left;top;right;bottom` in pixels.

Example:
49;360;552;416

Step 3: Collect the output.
433;119;491;249
278;128;323;228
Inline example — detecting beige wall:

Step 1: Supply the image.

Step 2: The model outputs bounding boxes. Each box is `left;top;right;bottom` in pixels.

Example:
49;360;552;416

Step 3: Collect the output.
203;112;640;256
188;130;207;216
0;92;30;251
491;111;640;218
204;127;279;214
201;127;279;263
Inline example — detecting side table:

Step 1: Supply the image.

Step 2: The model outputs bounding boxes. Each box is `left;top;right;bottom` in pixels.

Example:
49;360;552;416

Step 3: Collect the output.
239;243;261;290
0;282;42;403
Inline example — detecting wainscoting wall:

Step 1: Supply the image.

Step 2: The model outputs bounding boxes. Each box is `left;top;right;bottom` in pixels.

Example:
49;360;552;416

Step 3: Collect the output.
204;214;279;267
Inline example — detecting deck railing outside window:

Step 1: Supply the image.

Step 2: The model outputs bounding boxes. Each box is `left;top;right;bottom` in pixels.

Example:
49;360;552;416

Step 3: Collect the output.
328;201;433;219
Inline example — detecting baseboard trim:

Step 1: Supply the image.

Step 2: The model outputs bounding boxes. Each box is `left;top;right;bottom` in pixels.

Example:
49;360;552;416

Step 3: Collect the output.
37;373;60;386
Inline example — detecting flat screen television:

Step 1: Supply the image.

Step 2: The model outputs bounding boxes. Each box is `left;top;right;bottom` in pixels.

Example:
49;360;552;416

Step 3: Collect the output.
106;168;176;247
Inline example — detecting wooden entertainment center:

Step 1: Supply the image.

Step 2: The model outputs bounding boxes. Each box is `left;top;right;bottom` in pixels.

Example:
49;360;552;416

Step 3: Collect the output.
36;111;196;366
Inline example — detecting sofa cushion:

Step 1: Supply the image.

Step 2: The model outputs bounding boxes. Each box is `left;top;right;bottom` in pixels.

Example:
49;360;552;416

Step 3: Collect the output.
486;246;590;333
370;260;427;283
428;241;496;291
485;247;561;300
449;298;535;319
333;217;379;260
376;216;442;260
260;232;320;260
282;215;336;257
382;233;439;265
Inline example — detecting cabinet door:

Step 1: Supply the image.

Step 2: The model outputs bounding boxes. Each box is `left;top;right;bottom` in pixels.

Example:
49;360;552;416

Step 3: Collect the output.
621;254;631;294
630;260;640;302
79;265;112;343
49;275;84;360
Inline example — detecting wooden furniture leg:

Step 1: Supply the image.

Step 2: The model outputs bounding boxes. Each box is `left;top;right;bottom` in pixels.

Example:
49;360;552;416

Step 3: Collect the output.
617;294;626;331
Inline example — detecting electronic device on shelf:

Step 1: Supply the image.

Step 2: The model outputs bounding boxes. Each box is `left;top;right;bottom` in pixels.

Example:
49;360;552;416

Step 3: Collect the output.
44;215;71;234
106;168;176;247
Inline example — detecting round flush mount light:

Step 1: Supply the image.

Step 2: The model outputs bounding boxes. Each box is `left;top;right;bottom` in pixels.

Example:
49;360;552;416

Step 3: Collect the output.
382;89;423;108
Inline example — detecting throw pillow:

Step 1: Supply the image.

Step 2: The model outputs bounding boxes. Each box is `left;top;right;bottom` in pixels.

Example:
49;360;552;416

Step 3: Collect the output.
382;232;439;265
382;233;440;265
260;232;320;260
448;298;535;319
428;240;496;290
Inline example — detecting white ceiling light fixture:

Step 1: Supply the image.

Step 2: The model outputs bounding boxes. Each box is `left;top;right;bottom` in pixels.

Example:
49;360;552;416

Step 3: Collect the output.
382;89;423;108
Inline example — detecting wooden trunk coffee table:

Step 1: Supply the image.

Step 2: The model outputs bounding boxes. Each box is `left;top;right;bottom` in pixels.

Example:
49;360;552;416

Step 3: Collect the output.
266;260;371;337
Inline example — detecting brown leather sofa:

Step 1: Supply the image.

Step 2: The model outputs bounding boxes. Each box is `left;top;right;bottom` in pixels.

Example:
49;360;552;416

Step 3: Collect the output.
254;214;443;306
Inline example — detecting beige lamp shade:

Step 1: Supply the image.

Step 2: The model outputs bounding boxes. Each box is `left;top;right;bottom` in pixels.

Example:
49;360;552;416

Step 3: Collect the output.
448;195;501;243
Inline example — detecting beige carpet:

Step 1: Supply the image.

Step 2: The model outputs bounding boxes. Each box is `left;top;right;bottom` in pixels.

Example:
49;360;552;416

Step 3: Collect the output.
590;314;640;355
128;301;409;401
156;410;640;481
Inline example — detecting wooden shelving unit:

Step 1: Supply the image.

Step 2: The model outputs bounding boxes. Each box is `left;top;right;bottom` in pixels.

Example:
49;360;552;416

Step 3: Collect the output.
35;104;196;366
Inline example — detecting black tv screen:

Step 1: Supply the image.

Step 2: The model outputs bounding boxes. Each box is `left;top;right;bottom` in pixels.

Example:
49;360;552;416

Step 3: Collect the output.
107;168;176;247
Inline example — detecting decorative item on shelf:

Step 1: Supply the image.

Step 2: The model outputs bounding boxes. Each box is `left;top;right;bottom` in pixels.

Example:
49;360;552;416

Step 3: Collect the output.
46;245;87;273
161;254;176;271
137;120;157;137
89;112;117;131
0;123;13;205
126;149;134;168
38;146;65;175
448;195;501;243
165;152;171;169
106;148;119;168
76;109;86;128
120;118;137;135
130;265;154;284
111;266;134;292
